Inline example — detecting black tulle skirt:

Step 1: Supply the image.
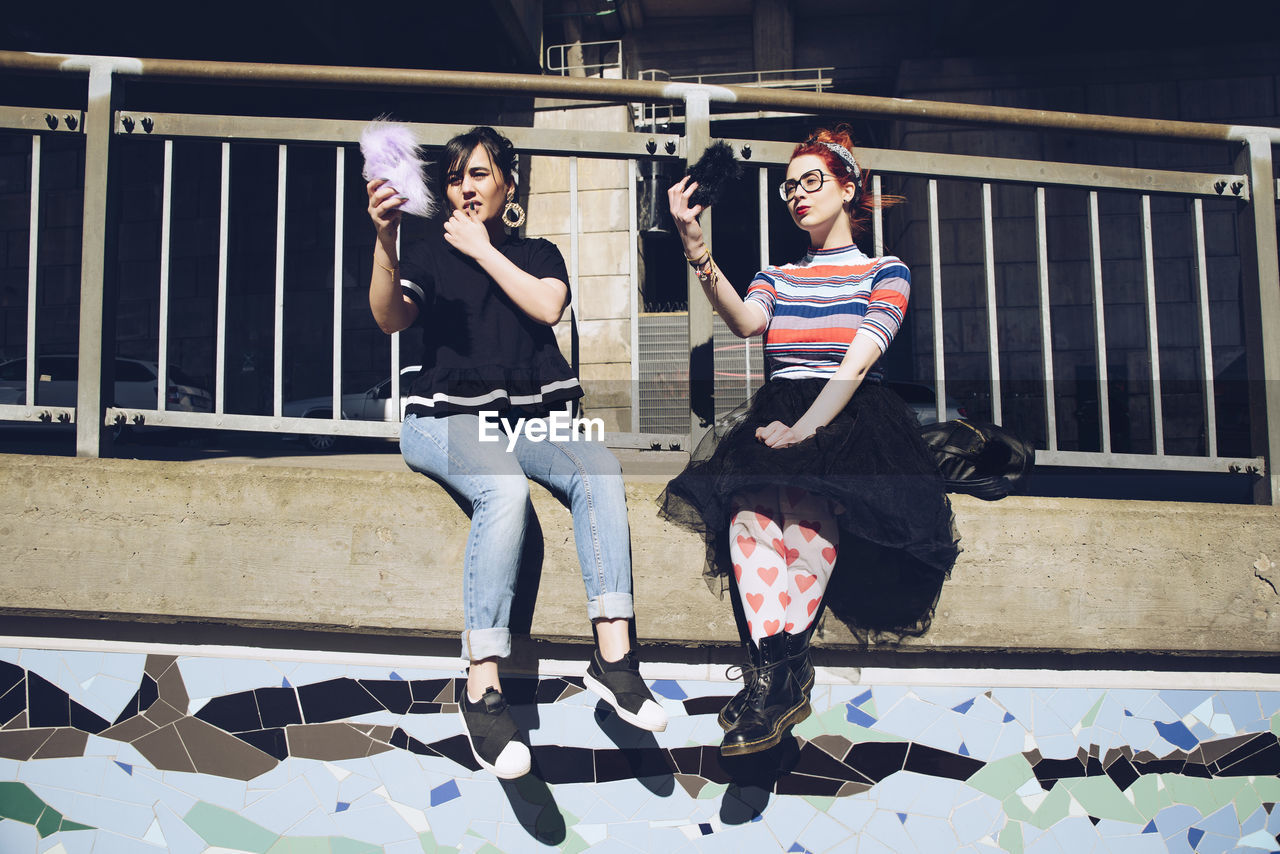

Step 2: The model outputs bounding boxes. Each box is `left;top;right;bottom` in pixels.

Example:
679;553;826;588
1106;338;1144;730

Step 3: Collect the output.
659;378;961;642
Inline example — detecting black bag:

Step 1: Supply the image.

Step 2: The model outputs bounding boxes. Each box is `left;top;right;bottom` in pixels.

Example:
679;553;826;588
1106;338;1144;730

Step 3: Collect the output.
919;419;1035;500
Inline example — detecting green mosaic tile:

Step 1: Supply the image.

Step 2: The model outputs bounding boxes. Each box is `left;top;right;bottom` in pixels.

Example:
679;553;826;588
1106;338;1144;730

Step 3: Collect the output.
57;818;93;834
1059;777;1146;823
998;818;1024;854
1254;775;1280;801
34;807;61;838
698;783;729;800
1128;775;1171;817
1027;784;1071;830
0;783;47;825
185;802;278;853
476;844;504;854
560;829;591;854
802;795;836;812
1000;793;1033;823
1079;696;1105;729
1163;775;1246;815
967;754;1035;800
331;839;380;854
418;830;443;852
1232;782;1264;821
1271;711;1279;737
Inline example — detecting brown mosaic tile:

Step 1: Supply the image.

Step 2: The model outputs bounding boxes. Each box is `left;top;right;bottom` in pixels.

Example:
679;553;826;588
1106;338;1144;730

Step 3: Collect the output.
174;716;277;781
365;725;395;744
155;661;190;712
3;711;28;731
559;684;585;701
432;683;455;704
674;773;707;798
810;734;853;762
32;728;88;759
1189;733;1259;766
144;654;178;681
0;728;57;761
837;780;873;797
143;699;186;729
133;723;197;774
101;715;159;743
286;723;396;762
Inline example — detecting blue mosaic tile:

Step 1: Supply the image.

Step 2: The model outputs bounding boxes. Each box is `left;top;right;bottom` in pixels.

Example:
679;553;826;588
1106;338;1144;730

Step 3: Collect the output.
431;779;461;806
651;679;687;701
953;698;976;714
852;689;873;706
1154;720;1199;751
846;704;877;728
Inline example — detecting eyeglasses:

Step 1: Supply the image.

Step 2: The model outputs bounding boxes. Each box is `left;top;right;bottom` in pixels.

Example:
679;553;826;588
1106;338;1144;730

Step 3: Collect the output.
778;169;833;201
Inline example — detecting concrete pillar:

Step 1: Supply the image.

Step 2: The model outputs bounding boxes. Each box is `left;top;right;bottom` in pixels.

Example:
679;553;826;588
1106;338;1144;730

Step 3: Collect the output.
753;0;795;72
526;103;636;433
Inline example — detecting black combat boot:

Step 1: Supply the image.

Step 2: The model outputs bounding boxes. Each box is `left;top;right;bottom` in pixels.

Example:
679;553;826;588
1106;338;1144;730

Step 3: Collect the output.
718;619;819;731
720;633;811;756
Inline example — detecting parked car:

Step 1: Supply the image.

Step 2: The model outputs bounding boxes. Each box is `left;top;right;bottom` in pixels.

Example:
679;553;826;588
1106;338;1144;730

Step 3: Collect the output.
0;354;213;437
282;367;420;452
883;380;966;426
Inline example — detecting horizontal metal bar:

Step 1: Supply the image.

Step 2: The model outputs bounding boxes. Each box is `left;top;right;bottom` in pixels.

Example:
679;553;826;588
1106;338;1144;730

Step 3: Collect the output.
4;50;1272;143
1034;449;1266;475
116;114;1240;197
0;405;76;423
722;137;1247;198
0;106;85;133
117;111;685;160
106;407;402;437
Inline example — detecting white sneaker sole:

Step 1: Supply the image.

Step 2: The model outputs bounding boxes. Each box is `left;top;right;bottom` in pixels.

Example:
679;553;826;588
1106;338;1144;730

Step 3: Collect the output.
582;672;668;732
456;703;531;780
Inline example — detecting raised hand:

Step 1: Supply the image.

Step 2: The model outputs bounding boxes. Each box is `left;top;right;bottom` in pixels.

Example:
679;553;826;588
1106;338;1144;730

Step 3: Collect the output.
442;208;493;260
367;178;406;237
668;176;707;254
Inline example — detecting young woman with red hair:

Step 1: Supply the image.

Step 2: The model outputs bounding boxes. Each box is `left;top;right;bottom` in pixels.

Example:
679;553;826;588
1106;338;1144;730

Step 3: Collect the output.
662;126;959;756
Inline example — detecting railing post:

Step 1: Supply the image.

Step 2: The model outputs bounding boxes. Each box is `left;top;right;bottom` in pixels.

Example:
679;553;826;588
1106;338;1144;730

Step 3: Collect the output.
75;62;123;458
1234;133;1280;504
685;90;713;447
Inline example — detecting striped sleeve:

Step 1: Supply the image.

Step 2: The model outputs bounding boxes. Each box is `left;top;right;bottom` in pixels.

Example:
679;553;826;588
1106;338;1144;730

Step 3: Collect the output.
744;270;778;325
855;259;911;353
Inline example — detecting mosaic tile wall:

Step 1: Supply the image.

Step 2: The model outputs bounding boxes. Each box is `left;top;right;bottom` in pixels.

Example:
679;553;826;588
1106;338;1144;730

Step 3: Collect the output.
1;643;1279;853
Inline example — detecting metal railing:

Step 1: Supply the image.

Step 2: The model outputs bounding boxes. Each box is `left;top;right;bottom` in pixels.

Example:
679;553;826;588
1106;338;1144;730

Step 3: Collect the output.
545;40;623;77
0;51;1276;501
634;66;834;129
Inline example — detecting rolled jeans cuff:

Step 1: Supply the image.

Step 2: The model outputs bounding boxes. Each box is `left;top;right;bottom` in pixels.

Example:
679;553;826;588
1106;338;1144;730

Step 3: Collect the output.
462;627;511;662
587;592;634;622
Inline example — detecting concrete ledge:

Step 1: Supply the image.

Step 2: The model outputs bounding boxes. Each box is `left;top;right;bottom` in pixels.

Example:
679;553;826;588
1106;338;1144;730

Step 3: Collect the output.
1;454;1278;655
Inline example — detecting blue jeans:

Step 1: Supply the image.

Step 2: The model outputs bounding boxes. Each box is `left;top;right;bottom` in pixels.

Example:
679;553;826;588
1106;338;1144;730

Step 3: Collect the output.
400;412;634;661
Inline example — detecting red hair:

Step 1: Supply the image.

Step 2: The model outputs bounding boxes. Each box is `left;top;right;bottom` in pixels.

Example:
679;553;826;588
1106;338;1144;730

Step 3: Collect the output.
790;124;903;243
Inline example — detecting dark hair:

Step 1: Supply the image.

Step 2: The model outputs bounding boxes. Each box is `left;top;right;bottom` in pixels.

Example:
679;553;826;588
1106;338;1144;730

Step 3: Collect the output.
440;126;518;196
790;123;903;242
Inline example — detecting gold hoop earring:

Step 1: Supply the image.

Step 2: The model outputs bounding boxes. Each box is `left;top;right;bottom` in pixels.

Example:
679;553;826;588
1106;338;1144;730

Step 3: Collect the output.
502;199;526;228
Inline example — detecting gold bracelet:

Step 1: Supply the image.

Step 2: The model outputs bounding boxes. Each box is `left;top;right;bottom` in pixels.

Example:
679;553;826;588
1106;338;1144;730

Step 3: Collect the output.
375;259;398;275
685;249;711;272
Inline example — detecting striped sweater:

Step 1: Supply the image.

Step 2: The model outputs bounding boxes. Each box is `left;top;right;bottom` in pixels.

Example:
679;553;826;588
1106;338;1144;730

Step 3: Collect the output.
744;244;910;381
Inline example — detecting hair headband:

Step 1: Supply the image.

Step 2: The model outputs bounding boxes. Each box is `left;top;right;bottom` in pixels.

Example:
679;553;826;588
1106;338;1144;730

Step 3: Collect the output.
820;141;862;188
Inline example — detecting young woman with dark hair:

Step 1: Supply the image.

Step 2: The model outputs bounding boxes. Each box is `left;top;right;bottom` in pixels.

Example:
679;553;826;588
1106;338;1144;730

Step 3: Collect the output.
367;126;666;780
662;126;959;756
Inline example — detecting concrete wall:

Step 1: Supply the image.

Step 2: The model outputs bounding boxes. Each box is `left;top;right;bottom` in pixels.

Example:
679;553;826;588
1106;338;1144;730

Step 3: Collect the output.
3;453;1277;656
